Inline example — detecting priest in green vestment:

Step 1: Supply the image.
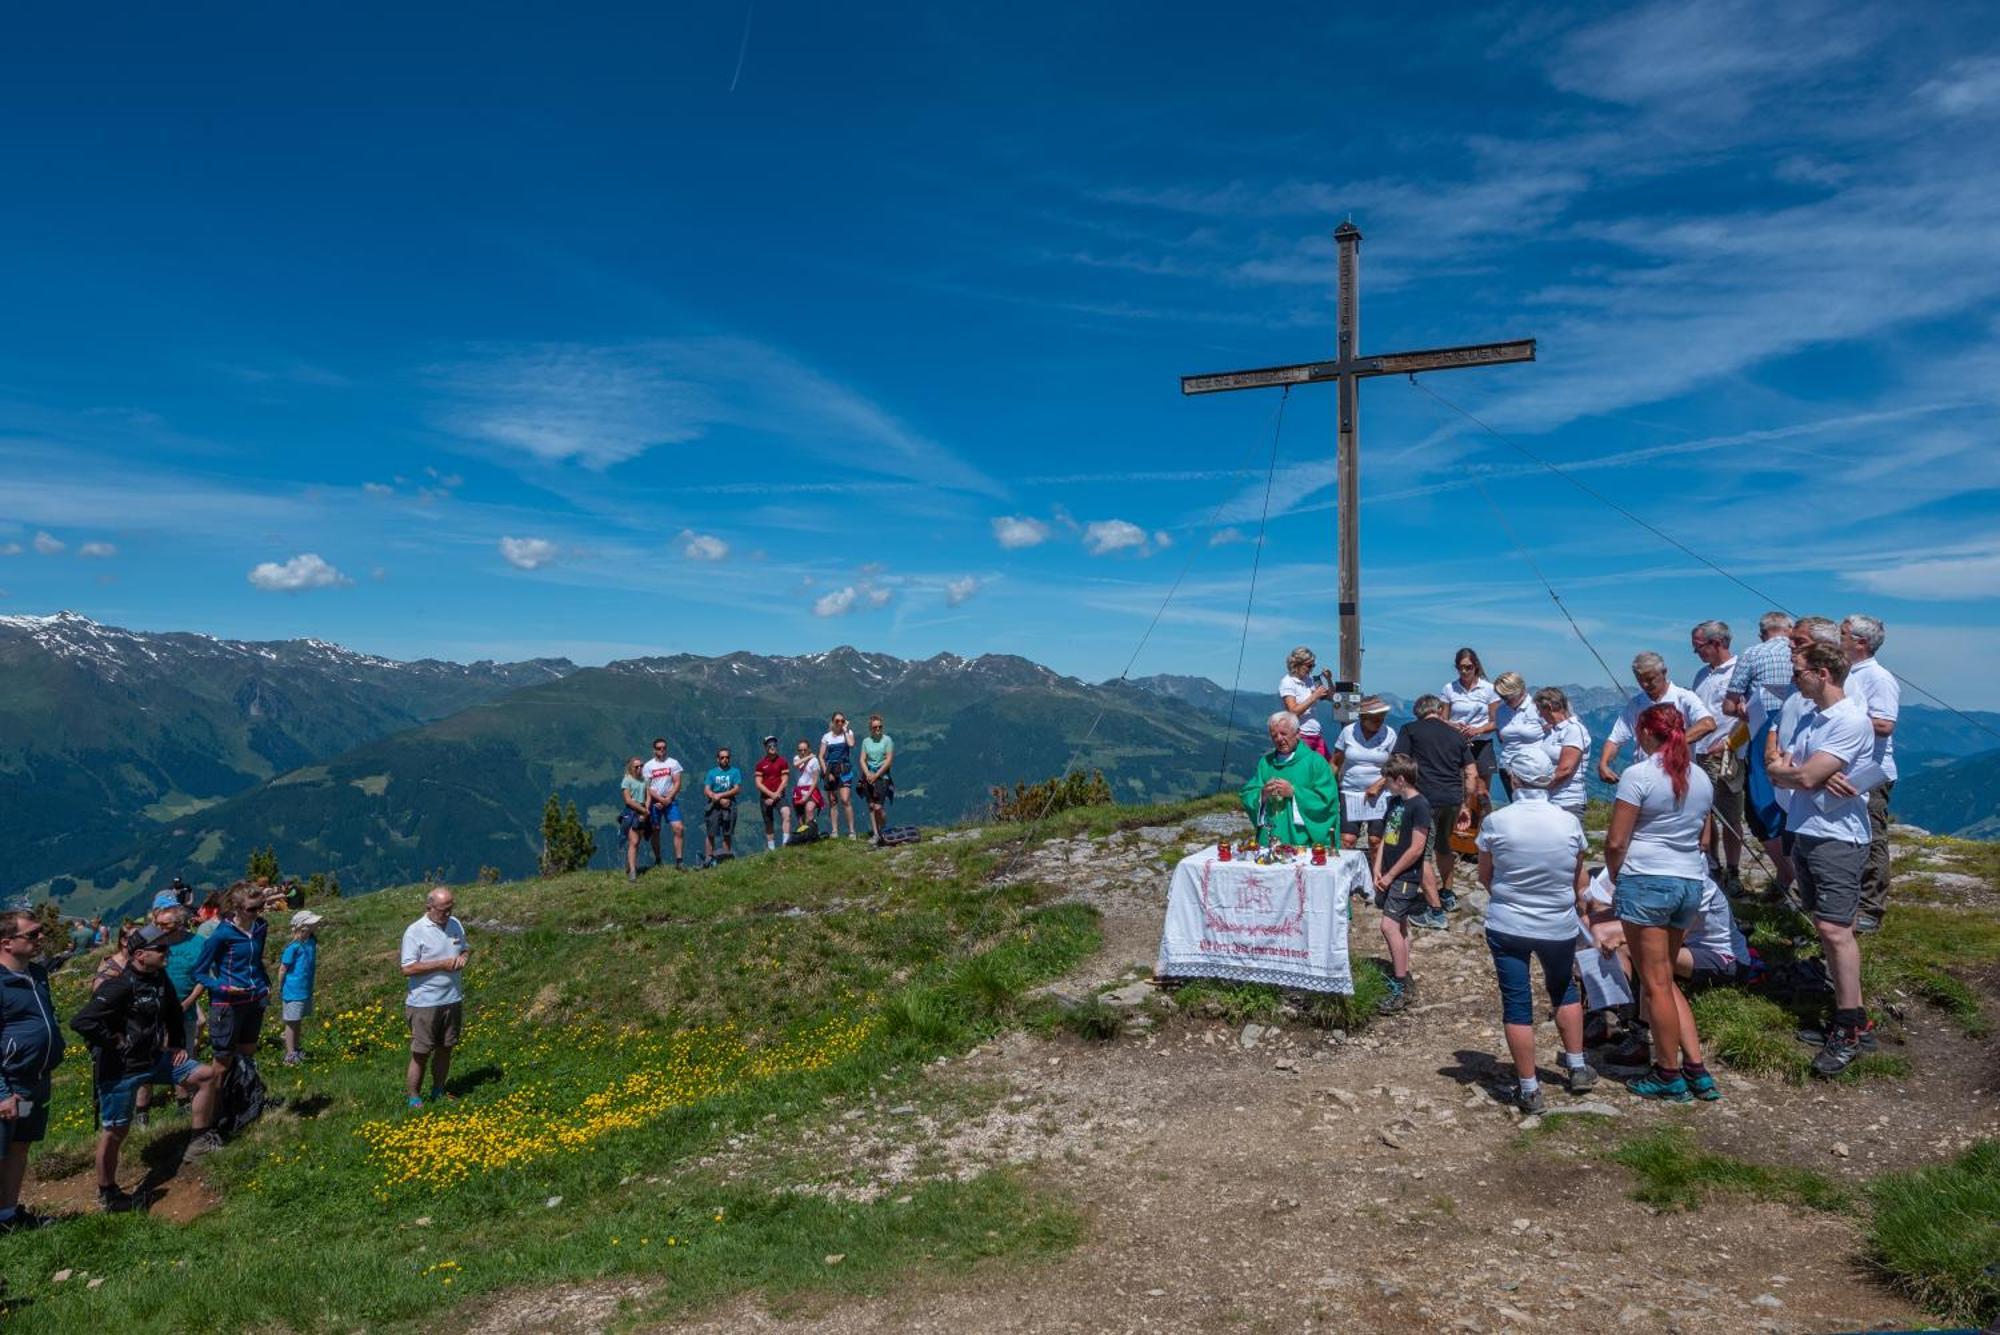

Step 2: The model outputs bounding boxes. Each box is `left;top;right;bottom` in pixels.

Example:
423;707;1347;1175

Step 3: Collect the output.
1241;712;1340;846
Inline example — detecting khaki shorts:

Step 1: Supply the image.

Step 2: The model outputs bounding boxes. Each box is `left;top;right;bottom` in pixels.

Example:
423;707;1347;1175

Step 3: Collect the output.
407;1002;464;1056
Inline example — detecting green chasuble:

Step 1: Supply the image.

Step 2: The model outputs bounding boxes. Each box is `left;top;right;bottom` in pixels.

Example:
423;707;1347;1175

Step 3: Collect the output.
1239;745;1340;846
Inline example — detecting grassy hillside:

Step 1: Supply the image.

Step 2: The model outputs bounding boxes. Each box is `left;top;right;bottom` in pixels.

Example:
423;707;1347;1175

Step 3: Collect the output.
0;817;1154;1332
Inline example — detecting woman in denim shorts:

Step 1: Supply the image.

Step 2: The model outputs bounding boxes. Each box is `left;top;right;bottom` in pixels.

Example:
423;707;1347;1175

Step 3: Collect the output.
1605;704;1716;1103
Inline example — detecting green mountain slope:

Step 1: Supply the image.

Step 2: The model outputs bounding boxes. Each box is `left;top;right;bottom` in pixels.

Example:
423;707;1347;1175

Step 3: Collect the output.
0;612;572;895
52;648;1265;914
1894;748;2000;840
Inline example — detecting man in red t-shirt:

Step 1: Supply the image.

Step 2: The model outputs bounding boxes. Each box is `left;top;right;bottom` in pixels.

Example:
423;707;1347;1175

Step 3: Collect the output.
753;736;792;851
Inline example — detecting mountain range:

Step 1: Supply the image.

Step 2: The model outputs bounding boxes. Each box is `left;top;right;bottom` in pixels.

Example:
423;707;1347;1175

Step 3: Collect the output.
4;613;1994;920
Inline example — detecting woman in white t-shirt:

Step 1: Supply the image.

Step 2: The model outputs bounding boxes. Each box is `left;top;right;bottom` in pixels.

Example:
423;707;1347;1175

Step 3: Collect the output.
1532;687;1592;817
1279;646;1332;759
1605;703;1717;1104
1443;647;1500;790
1488;672;1546;799
1475;747;1594;1113
1331;697;1397;852
790;740;824;840
818;713;859;838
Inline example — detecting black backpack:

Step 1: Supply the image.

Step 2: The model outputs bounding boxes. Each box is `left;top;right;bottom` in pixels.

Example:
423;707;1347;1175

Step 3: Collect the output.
215;1054;268;1135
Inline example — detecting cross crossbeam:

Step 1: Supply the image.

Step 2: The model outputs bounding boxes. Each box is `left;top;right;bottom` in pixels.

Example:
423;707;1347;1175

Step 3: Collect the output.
1179;221;1534;718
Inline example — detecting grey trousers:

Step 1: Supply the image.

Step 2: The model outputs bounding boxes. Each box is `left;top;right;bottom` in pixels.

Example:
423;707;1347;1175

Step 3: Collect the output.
1860;781;1895;921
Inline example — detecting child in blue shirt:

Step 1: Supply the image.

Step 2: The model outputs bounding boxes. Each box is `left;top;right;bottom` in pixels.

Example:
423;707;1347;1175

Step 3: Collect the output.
275;910;322;1067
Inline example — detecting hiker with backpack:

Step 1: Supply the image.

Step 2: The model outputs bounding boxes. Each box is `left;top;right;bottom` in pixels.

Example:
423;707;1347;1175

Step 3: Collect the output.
70;924;224;1209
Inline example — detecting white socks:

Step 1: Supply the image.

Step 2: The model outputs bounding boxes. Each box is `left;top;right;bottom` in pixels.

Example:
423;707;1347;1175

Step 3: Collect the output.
1518;1074;1540;1095
1560;1050;1587;1069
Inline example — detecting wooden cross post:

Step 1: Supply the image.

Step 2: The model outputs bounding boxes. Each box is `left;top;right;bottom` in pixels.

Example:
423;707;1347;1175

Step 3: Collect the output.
1181;220;1535;721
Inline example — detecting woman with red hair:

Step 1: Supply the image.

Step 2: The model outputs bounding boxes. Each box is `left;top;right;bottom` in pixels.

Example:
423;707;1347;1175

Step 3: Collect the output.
1605;703;1717;1102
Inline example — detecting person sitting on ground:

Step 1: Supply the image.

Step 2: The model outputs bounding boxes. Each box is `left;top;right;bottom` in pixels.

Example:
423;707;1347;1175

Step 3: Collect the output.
1533;687;1592;819
1679;875;1747;988
1765;642;1879;1077
857;715;896;846
1443;648;1500;794
820;713;860;839
1598;650;1719;784
1689;620;1747;895
1475;747;1594;1111
400;886;469;1108
1240;712;1339;848
276;910;322;1067
1332;697;1396;854
642;738;687;870
0;908;66;1234
1489;672;1546;799
753;736;790;851
70;924;224;1210
1605;704;1718;1103
791;740;824;840
1373;755;1436;1013
701;746;743;866
1280;646;1334;759
1376;695;1477;912
618;757;651;883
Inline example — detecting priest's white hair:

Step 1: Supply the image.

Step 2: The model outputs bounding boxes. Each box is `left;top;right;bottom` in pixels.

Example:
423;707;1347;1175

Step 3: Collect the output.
1267;711;1299;733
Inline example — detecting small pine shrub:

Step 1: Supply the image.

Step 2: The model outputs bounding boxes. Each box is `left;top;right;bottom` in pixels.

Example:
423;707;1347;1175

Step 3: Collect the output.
990;770;1115;823
246;845;281;884
538;795;596;876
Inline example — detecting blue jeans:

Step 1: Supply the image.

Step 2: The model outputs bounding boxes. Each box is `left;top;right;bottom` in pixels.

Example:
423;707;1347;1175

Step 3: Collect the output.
1486;929;1580;1026
98;1054;200;1128
1614;873;1703;930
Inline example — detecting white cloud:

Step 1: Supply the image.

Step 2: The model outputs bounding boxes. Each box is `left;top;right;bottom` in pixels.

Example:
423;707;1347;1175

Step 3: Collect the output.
498;536;561;571
1547;0;1871;112
1083;519;1149;556
1209;527;1247;547
77;541;117;558
945;576;981;606
993;515;1052;549
1918;56;2000;116
432;337;1000;494
1153;530;1173;549
247;553;351;592
679;530;729;562
1843;550;2000;601
32;532;64;555
864;586;892;609
812;586;857;617
0;542;20;556
362;481;395;497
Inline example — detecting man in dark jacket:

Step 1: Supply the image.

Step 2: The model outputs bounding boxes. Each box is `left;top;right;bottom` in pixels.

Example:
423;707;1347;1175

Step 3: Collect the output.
1;907;65;1232
70;924;222;1211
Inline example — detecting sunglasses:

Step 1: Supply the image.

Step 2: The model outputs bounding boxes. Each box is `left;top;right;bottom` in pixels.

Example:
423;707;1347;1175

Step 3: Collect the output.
5;926;46;941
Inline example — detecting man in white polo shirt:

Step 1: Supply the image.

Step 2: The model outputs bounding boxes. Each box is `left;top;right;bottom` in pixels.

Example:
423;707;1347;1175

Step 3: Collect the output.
1840;614;1900;934
399;886;469;1108
1689;620;1745;895
1766;643;1876;1078
1597;650;1718;783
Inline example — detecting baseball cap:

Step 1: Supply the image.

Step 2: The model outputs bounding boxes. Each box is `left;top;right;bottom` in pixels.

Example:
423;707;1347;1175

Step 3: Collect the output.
151;889;182;910
290;910;324;929
762;734;779;746
131;924;174;952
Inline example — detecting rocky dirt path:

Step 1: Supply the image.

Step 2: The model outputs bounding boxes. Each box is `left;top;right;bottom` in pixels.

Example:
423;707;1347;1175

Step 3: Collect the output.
482;819;1999;1335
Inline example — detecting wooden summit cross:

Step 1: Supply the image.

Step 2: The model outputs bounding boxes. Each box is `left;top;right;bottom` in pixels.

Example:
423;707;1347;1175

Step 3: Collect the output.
1181;220;1535;720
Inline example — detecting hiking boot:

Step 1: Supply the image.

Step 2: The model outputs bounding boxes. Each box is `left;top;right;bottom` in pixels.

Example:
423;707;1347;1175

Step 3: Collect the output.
1854;914;1882;935
1376;978;1412;1016
1627;1070;1693;1103
1606;1032;1653;1070
186;1129;225;1157
1723;869;1744;898
1509;1083;1545;1115
1438;890;1459;914
1687;1069;1723;1101
1410;909;1449;932
1795;1020;1878;1051
406;1095;426;1110
0;1206;53;1233
97;1184;136;1214
1810;1024;1872;1079
1565;1063;1599;1094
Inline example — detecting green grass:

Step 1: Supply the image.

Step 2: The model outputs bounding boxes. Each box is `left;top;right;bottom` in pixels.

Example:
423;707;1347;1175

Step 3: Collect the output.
1609;1126;1852;1213
1867;1139;2000;1326
0;823;1107;1332
1863;905;2000;1037
1690;988;1910;1083
1166;956;1390;1032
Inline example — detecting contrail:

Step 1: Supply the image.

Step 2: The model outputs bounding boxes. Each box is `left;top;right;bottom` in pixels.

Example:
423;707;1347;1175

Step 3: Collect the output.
729;2;754;92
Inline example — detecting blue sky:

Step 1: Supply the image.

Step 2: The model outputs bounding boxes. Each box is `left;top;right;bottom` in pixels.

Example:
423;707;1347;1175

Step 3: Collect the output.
2;2;1997;705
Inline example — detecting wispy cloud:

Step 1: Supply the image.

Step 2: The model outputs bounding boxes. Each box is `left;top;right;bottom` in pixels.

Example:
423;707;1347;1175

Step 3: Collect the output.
431;336;1002;495
32;532;64;555
77;541;117;558
992;515;1051;549
679;530;729;562
945;575;981;606
247;553;350;592
1842;540;2000;601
